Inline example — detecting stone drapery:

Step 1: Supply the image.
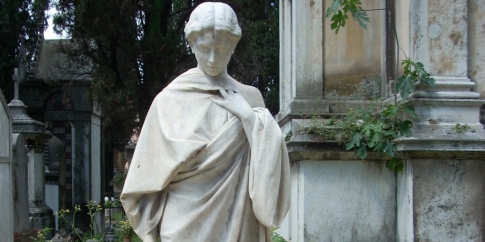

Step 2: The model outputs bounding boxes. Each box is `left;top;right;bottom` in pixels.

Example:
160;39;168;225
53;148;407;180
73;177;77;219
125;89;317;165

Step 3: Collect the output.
121;68;290;242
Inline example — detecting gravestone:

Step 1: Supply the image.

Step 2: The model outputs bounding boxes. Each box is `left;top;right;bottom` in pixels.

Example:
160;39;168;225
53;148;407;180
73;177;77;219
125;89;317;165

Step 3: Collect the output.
12;133;38;242
9;46;54;237
45;135;66;231
0;91;14;242
12;133;29;232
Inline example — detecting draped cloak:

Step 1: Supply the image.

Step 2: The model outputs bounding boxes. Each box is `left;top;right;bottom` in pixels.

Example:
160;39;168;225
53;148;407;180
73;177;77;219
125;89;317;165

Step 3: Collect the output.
120;68;290;242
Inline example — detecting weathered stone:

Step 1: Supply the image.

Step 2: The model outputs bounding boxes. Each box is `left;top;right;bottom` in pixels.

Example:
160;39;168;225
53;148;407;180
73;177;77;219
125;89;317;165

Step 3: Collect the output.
279;0;485;241
289;157;396;242
413;160;483;241
12;133;29;232
395;1;485;241
19;81;103;225
8;97;54;237
0;90;14;242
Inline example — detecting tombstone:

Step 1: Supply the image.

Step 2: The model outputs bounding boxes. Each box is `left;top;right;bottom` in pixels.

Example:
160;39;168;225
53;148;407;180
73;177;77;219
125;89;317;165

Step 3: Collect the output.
9;98;54;236
12;133;38;241
21;39;104;232
0;91;14;242
8;45;54;237
45;135;66;231
12;133;29;232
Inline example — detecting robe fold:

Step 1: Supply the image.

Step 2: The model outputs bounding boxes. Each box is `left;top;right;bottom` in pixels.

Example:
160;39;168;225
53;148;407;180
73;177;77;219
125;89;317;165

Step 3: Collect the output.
121;68;290;242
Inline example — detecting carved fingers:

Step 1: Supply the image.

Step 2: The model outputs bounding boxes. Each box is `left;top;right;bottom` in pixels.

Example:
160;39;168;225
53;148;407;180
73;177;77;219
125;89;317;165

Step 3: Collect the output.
210;89;253;120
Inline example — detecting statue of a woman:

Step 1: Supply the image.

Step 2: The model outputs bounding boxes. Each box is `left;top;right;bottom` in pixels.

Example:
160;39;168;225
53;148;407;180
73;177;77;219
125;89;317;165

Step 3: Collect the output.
121;3;290;241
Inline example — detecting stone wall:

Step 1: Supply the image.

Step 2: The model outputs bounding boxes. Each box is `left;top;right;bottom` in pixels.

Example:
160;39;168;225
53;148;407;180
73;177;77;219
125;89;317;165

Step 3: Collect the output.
278;0;485;241
0;91;14;242
20;82;103;210
288;156;396;241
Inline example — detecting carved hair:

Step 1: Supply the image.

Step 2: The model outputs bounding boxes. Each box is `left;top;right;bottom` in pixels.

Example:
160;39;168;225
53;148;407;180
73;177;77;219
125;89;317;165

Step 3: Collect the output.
184;2;242;44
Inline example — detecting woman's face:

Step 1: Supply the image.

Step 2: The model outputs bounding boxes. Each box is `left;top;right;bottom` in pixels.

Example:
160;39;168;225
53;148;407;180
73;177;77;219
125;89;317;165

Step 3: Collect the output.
191;30;235;76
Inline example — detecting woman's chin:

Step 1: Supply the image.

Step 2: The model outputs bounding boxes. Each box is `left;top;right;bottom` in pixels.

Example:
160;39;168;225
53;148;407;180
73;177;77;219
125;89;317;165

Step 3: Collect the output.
204;70;222;76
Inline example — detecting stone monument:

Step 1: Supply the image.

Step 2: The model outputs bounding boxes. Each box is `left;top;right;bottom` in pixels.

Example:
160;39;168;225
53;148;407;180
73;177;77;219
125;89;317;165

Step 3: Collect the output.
12;133;38;241
12;133;30;232
8;45;55;237
0;87;14;242
278;0;485;241
121;3;290;242
45;135;66;231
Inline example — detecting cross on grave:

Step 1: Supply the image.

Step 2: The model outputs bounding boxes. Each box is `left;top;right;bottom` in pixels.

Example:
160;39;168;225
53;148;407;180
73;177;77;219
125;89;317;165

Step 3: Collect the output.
12;44;27;101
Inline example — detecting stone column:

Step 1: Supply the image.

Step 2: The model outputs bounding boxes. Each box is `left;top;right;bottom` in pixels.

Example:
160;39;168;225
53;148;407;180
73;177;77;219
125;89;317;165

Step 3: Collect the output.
395;1;485;241
468;1;485;125
278;0;324;122
403;0;484;138
8;99;54;236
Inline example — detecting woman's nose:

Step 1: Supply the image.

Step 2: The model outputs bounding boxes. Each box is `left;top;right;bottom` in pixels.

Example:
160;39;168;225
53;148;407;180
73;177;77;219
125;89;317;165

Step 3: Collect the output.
208;50;216;63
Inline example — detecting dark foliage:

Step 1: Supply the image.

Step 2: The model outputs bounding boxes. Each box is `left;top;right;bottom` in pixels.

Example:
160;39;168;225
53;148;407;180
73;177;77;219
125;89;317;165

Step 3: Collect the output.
0;0;49;101
49;0;279;147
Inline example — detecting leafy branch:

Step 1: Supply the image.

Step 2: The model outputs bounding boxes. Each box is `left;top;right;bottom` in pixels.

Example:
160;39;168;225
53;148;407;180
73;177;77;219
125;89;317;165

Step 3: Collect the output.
325;0;370;33
301;4;437;171
397;59;436;99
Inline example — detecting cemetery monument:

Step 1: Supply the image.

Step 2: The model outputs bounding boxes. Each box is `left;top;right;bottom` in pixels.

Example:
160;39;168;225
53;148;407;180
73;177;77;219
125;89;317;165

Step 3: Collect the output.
121;2;290;242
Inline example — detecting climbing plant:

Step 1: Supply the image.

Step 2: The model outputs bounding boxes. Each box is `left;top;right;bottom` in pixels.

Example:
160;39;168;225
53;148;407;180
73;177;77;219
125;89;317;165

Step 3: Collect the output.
299;0;436;171
325;0;370;33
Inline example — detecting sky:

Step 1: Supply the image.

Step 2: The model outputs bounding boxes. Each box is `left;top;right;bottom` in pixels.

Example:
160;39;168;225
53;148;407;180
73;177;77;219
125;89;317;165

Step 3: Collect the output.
44;7;64;39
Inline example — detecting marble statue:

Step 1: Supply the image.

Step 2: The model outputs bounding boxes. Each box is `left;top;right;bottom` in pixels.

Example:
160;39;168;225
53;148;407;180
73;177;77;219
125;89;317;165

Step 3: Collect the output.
120;2;290;241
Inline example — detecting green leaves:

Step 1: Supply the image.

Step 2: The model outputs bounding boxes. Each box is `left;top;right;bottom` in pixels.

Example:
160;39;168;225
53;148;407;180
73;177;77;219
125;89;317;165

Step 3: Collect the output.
321;3;437;172
355;143;368;159
326;0;343;17
326;59;435;170
330;10;348;33
349;6;370;29
396;75;416;100
402;105;418;119
325;0;370;34
386;158;404;172
346;133;363;150
398;120;413;136
397;59;436;100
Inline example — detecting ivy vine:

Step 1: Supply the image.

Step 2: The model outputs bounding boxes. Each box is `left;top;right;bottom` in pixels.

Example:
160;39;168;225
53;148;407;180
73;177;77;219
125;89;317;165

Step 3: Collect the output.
300;1;436;171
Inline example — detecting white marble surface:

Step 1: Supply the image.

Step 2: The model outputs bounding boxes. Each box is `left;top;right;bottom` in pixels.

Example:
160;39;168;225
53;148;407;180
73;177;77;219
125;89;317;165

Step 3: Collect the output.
121;3;290;242
0;92;14;242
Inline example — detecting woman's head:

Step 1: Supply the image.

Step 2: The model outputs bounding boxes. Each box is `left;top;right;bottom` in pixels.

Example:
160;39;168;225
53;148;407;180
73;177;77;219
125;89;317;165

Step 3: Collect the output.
185;3;241;76
184;2;241;46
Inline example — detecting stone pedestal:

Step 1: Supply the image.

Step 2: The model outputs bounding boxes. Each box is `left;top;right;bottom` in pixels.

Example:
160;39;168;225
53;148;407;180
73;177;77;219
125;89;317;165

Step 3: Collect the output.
286;142;396;241
8;99;54;237
394;81;485;242
277;0;485;241
394;0;485;241
396;155;485;242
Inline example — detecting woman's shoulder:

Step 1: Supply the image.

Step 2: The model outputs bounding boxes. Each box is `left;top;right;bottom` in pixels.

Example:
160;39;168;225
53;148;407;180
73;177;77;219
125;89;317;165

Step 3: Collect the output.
235;82;265;108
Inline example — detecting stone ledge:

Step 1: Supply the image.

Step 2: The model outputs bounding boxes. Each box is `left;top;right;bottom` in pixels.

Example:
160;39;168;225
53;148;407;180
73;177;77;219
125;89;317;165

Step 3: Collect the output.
287;139;390;163
395;138;485;159
411;91;480;99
